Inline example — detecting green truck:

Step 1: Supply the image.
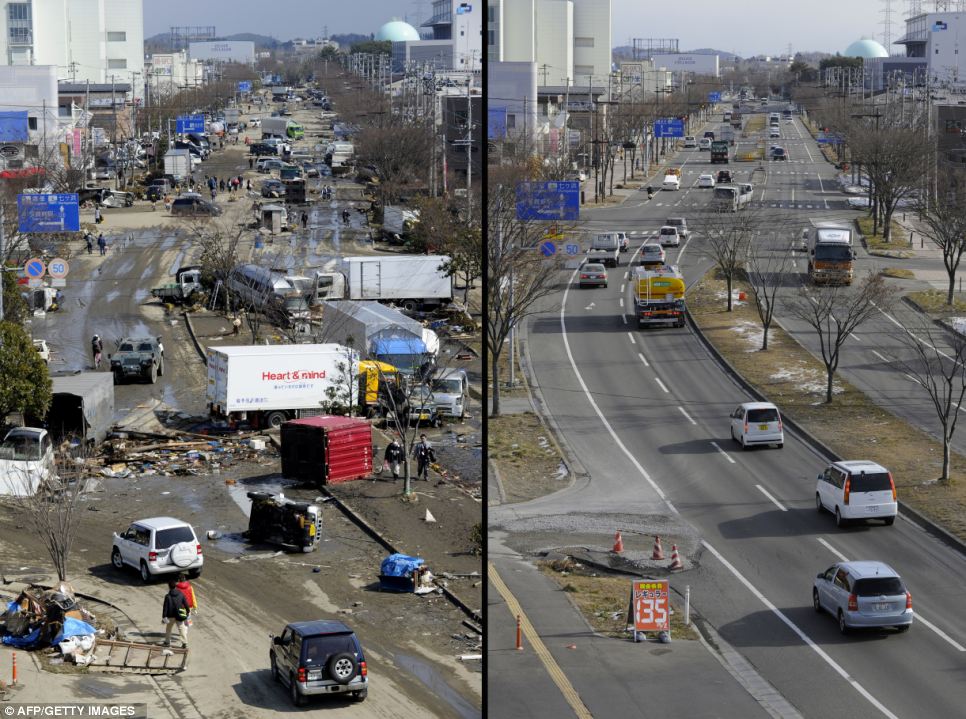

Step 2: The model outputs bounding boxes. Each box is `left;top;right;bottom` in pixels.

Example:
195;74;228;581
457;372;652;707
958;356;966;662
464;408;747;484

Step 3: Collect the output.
710;140;730;164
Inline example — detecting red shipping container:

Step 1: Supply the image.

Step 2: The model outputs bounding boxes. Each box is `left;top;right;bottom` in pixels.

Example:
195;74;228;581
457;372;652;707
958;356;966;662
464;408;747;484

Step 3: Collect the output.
280;416;373;485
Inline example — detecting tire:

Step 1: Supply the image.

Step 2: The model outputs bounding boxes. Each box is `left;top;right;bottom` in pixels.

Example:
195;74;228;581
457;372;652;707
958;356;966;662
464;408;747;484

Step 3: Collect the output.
158;358;164;377
896;624;910;633
148;363;157;384
812;589;822;613
265;411;287;430
139;561;151;583
290;676;306;706
402;300;418;313
835;507;846;528
113;371;123;386
270;655;280;683
188;567;202;578
838;610;849;635
352;688;368;702
776;443;784;449
111;548;124;571
741;437;750;451
327;652;357;685
884;516;895;526
815;494;824;513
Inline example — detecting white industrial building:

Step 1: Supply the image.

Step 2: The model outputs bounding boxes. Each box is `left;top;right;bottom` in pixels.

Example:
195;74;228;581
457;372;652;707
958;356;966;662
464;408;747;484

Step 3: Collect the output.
895;11;966;85
145;52;204;100
189;41;256;65
0;0;144;101
0;65;65;174
488;0;612;87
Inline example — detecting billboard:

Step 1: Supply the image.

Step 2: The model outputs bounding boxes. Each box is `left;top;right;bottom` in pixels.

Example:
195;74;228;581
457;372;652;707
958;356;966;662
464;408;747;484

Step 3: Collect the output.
189;41;256;64
0;111;29;143
651;53;720;77
620;63;644;91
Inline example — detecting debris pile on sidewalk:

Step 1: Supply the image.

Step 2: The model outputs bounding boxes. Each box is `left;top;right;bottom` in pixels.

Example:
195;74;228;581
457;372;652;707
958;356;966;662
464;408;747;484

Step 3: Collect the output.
97;432;276;478
0;584;110;666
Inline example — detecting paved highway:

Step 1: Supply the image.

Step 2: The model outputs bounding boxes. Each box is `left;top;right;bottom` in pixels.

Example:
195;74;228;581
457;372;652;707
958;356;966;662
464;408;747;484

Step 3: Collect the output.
491;106;966;718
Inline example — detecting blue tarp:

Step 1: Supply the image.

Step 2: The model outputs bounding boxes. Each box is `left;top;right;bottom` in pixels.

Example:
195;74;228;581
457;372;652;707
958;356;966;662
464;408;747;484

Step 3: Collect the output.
0;111;29;143
52;617;96;646
371;338;428;356
2;627;40;647
380;553;424;578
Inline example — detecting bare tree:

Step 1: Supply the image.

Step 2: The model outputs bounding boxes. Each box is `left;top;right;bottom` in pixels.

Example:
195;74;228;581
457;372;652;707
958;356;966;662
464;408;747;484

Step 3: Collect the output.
488;172;563;416
699;209;760;312
744;225;796;351
889;321;966;483
784;271;891;403
915;164;966;305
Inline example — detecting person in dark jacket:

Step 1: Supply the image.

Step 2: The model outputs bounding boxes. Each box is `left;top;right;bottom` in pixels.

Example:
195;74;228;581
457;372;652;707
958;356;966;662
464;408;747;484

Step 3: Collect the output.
383;438;405;480
411;434;436;481
162;579;190;648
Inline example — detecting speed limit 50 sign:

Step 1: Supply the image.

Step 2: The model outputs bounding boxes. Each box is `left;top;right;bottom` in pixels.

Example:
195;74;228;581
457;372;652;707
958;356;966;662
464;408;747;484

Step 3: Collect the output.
627;580;670;635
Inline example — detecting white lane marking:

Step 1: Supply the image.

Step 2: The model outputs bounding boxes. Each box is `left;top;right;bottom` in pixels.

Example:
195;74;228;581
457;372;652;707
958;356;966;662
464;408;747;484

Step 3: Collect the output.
817;173;828;209
850;333;860;343
710;441;736;463
654;376;669;393
756;484;787;511
904;373;921;385
817;538;849;562
638;352;650;367
622;314;627;325
678;406;696;424
627;332;636;345
620;283;625;294
560;267;669;502
619;297;624;308
871;350;890;363
817;539;966;652
585;303;595;310
871;300;961;366
701;540;899;719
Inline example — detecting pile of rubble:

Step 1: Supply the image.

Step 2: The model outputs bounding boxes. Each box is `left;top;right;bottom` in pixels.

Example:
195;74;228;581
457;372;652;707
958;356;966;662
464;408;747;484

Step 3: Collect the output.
97;431;275;478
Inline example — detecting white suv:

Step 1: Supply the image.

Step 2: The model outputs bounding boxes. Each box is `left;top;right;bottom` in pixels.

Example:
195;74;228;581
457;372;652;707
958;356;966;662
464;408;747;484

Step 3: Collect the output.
111;517;204;583
816;461;897;527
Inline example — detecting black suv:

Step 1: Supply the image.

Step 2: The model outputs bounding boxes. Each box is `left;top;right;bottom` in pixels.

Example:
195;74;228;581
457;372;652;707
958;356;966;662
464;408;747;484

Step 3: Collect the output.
249;143;278;156
270;621;368;705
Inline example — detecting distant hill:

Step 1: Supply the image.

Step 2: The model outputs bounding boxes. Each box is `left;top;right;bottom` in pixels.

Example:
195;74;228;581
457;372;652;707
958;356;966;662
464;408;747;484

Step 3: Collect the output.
612;45;740;62
144;32;280;54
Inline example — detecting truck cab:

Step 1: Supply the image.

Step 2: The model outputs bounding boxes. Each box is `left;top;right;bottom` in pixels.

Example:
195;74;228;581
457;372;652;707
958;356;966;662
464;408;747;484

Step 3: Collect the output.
152;266;203;303
430;368;469;420
805;224;856;285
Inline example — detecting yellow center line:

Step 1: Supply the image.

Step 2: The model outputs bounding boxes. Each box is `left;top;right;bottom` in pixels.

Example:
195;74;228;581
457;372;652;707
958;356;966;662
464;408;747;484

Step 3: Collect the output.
488;562;594;719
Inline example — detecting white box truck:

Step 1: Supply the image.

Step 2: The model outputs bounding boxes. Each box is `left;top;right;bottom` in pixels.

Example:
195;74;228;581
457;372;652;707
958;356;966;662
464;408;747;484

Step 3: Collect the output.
164;150;192;182
206;344;359;430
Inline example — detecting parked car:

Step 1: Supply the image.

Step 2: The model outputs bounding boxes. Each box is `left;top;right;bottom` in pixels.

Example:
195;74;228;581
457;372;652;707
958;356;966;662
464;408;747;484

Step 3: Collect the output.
729;401;784;449
33;339;49;364
258;159;285;174
171;196;221;217
270;620;368;706
579;262;608;288
697;174;716;188
815;460;897;527
813;561;913;634
261;179;286;198
250;143;278;156
111;517;203;583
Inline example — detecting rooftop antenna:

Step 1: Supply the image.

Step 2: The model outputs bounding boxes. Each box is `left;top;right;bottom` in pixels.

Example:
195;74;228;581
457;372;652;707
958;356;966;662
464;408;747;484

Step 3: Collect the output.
881;0;894;51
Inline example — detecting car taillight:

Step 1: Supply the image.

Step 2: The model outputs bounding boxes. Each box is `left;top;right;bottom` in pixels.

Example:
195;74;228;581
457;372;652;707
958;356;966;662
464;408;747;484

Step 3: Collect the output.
580;274;589;279
848;594;858;612
905;591;912;610
197;543;203;555
777;418;783;431
843;477;851;505
360;660;367;677
148;551;157;561
297;667;307;683
889;472;896;501
743;421;749;434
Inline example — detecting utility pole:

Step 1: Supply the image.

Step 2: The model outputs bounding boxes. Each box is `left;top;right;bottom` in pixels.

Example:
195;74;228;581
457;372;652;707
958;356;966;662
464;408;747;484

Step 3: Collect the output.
465;78;472;221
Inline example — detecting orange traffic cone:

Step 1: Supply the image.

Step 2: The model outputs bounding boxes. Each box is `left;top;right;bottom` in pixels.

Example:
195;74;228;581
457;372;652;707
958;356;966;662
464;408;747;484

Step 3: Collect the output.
669;545;683;570
652;536;665;560
612;531;624;554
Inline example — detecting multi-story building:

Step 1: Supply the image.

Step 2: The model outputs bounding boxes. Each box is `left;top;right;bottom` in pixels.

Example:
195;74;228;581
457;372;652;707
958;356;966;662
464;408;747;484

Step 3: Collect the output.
895;11;966;85
145;52;204;101
0;0;144;101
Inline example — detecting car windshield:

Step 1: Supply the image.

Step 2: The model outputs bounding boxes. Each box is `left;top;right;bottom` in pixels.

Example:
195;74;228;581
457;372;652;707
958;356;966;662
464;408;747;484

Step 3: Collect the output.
303;634;355;665
0;434;41;461
747;408;779;422
432;378;463;394
584;264;605;271
814;244;852;261
119;343;134;351
850;472;892;491
155;526;195;549
714;187;736;199
138;343;153;352
853;577;904;596
661;228;675;235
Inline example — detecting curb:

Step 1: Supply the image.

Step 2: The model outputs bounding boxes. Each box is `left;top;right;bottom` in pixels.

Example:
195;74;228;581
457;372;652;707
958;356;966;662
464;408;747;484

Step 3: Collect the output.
685;305;966;558
182;311;208;365
487;459;507;506
315;487;482;625
901;294;966;343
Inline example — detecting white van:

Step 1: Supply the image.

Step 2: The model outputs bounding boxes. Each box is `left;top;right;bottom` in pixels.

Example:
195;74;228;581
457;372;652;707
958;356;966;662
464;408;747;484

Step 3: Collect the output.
698;137;712;151
683;136;697;148
816;460;897;527
662;174;680;191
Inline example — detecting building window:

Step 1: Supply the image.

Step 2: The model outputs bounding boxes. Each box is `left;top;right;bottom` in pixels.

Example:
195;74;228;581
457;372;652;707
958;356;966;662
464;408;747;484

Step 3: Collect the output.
8;3;29;21
9;27;30;44
575;37;594;48
507;115;516;128
108;59;127;69
27;117;37;130
488;29;494;46
107;31;126;42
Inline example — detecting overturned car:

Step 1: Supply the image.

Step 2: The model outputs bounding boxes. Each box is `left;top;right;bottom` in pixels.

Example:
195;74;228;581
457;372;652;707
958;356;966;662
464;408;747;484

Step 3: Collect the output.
245;492;322;553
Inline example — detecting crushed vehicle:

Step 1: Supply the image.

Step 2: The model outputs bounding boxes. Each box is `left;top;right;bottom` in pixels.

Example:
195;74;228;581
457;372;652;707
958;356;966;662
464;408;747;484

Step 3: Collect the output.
109;336;164;385
0;427;55;496
245;492;322;552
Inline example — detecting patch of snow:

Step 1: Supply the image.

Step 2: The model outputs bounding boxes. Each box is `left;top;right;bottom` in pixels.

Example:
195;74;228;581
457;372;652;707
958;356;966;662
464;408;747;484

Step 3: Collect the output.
770;364;843;397
730;319;764;352
948;317;966;335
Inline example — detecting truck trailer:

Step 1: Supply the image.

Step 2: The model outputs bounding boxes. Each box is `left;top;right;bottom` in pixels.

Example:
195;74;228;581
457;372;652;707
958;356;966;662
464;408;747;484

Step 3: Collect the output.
206;344;359;429
163;150;192;182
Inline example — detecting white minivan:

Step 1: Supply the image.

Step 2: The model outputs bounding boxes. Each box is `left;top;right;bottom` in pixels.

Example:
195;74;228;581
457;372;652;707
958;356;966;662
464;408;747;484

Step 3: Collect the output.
729;402;784;449
662;174;680;191
816;460;897;527
683;136;697;148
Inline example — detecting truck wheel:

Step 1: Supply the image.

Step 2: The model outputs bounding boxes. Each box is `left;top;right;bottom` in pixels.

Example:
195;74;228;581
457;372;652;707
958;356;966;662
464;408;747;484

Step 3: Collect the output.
265;411;287;429
148;364;157;384
113;371;123;385
158;358;164;377
402;300;418;313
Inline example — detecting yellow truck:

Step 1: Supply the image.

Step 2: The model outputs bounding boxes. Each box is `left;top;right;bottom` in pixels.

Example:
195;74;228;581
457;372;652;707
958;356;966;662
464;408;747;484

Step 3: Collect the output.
634;267;686;328
357;360;401;415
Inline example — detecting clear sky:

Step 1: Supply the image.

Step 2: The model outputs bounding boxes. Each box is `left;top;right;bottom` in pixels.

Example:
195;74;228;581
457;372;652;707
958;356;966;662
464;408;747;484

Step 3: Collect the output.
614;0;896;57
143;0;431;40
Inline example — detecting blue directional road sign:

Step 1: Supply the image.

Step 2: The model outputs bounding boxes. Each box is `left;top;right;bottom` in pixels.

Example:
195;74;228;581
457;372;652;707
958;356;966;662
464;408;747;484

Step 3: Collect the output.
516;181;580;221
539;241;557;257
708;92;721;102
238;81;252;93
17;193;80;233
176;114;205;134
565;243;580;256
654;119;685;138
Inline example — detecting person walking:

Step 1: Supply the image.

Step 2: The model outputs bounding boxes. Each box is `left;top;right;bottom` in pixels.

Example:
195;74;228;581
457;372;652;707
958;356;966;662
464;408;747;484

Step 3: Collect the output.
301;211;308;229
232;316;242;336
85;232;93;255
210;188;217;202
94;206;102;225
161;579;190;648
383;438;405;481
97;233;107;256
411;434;436;481
246;179;252;192
248;156;254;170
342;208;350;225
219;178;225;192
91;335;103;369
175;572;198;625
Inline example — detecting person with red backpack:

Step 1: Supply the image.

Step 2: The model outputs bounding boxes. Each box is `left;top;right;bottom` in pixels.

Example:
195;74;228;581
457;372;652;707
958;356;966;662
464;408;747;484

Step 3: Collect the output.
176;572;198;620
